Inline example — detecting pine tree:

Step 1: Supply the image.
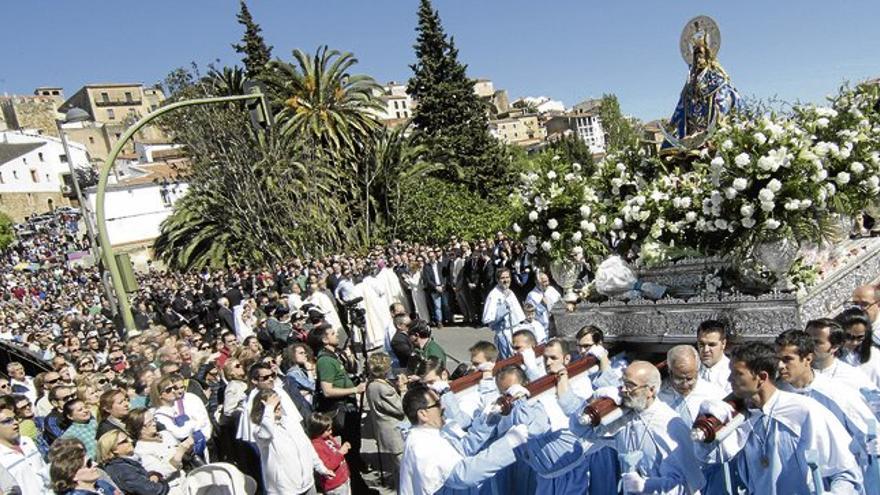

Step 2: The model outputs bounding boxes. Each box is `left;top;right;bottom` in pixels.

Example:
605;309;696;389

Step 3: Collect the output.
231;0;273;79
407;0;511;196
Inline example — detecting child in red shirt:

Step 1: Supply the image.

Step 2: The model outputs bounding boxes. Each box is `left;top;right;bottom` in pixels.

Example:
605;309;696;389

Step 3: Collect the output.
308;412;351;494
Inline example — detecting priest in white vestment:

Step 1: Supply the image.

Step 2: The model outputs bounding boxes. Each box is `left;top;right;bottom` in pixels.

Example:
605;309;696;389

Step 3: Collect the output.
482;268;524;360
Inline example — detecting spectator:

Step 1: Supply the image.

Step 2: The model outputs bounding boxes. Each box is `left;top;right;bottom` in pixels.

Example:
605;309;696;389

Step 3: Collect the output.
125;408;191;491
48;437;116;495
96;389;130;439
0;399;49;495
98;429;169;495
364;353;405;485
61;399;99;460
308;412;351;495
250;389;331;495
408;319;447;371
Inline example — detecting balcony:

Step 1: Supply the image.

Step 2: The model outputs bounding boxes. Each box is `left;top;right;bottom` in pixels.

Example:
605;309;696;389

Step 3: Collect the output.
93;97;142;107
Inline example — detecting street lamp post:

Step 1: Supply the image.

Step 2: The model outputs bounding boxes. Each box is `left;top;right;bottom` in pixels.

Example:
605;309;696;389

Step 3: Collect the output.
96;91;271;332
56;109;117;314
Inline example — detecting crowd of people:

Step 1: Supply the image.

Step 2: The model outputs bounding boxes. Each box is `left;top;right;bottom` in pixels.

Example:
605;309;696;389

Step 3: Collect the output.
2;209;880;494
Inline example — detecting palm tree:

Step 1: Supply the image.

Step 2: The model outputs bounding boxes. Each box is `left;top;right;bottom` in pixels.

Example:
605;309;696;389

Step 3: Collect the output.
205;66;247;96
264;46;383;160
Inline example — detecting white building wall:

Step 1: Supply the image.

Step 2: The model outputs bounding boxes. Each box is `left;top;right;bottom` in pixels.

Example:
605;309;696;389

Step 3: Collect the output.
86;182;188;246
0;131;89;194
134;142;182;163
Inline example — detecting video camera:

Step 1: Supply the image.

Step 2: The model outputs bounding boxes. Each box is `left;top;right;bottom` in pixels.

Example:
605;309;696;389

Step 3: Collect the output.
342;297;367;328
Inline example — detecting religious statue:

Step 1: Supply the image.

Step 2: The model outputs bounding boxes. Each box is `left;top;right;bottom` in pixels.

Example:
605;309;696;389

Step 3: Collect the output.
662;16;741;154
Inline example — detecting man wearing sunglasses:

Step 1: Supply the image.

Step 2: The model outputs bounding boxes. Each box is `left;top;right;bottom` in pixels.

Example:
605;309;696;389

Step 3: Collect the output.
399;384;528;495
0;402;49;495
42;385;75;446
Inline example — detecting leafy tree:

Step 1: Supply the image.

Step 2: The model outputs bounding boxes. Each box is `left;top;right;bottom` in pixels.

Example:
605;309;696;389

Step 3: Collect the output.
407;0;509;196
546;134;595;170
0;213;13;251
265;46;383;161
598;93;642;153
231;0;273;78
394;177;520;244
153;65;356;270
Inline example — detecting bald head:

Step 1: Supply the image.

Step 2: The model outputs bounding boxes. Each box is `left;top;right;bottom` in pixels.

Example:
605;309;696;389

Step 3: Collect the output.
627;361;661;389
622;361;661;411
852;285;879;322
667;345;699;396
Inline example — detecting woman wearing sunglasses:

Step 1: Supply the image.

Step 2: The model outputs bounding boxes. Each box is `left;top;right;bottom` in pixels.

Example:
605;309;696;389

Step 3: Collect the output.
49;438;117;495
98;429;169;495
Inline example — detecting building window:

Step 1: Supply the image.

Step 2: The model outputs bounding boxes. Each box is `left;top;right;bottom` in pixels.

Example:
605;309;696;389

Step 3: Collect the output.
22;157;27;165
394;101;399;109
88;137;95;144
402;101;407;109
52;90;60;95
0;173;4;184
125;91;133;102
101;92;110;102
38;152;44;162
59;154;68;163
30;170;38;182
107;109;115;120
396;111;401;119
12;171;18;180
45;173;50;181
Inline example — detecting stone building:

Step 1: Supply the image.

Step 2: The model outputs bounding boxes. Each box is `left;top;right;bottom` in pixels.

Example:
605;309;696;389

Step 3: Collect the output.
545;111;606;154
489;114;545;147
0;92;62;137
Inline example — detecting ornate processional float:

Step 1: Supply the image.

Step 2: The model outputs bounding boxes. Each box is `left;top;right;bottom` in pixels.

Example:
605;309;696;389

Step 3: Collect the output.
511;16;880;343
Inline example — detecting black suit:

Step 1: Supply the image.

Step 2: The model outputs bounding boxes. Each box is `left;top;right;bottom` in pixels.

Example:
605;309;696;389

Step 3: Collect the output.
421;262;449;324
391;331;413;369
218;305;236;333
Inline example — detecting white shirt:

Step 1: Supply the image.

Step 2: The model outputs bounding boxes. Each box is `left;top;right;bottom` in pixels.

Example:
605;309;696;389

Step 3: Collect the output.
658;378;726;424
841;346;880;390
237;381;302;443
815;358;878;394
698;354;731;395
482;287;525;330
254;408;328;495
699;389;862;495
526;285;561;330
0;437;49;495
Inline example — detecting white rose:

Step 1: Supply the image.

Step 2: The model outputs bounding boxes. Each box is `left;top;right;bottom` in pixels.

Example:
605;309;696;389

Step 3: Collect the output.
851;162;865;174
715;219;728;230
710;190;723;206
722;139;734;150
767;179;782;192
711;156;725;168
735;153;751;167
634;196;646;206
754;132;767;145
572;231;583;242
547;171;558;180
813;169;828;182
725;188;738;199
800;199;812;209
611;218;624;229
681;197;692;208
868;176;880;188
579;205;591;217
512;223;522;233
685;211;697;222
761;201;775;212
765;218;781;230
733;178;749;191
585;222;597;233
551;231;561;241
784;200;801;211
580;220;590;230
757;156;778;172
529;210;539;222
742;217;757;228
572;163;582;172
836;172;851;185
572;246;584;255
616;163;627;173
814;142;830;157
547;218;559;230
816;117;830;128
564;173;575;182
740;204;755;217
541;241;552;252
758;188;775;202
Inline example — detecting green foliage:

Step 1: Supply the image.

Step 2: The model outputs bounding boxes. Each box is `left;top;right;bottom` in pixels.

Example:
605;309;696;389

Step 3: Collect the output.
545;134;595;171
232;0;273;78
407;0;509;196
0;213;14;251
264;46;383;160
394;177;520;244
598;94;642;153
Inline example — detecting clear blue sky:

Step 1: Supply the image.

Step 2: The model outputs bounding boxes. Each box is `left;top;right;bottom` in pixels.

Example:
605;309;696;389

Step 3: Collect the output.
3;1;879;120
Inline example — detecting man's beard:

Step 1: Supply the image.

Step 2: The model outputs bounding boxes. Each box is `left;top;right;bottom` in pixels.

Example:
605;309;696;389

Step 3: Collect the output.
623;394;649;412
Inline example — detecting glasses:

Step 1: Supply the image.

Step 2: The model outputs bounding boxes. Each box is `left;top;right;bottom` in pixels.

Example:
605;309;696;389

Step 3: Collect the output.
256;374;274;382
96;378;108;385
849;300;878;309
110;356;124;364
78;360;94;366
162;385;182;394
846;333;866;342
0;384;9;389
621;382;648;393
421;402;441;412
15;403;31;410
44;378;59;386
116;437;132;447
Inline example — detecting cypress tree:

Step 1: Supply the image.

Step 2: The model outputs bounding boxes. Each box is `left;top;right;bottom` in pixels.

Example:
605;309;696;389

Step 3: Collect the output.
232;0;273;78
408;0;510;196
